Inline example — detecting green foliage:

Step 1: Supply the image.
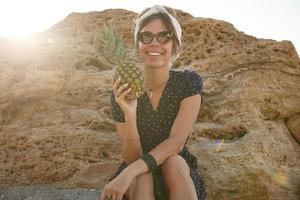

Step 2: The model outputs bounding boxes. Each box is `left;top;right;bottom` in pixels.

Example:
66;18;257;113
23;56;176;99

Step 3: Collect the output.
96;24;127;65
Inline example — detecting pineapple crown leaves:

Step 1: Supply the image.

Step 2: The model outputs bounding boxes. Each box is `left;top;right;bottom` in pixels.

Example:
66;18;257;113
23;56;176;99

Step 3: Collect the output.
96;24;128;65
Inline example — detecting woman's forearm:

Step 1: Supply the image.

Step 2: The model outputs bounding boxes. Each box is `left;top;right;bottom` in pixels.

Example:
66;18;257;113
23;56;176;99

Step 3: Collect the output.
124;137;182;177
121;115;143;164
148;136;183;165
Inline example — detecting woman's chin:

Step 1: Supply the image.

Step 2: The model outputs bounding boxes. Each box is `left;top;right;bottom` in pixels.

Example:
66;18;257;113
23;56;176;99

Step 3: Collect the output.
145;60;168;69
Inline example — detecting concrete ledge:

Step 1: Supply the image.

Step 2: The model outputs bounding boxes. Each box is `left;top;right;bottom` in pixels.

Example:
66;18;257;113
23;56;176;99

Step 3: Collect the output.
0;185;101;200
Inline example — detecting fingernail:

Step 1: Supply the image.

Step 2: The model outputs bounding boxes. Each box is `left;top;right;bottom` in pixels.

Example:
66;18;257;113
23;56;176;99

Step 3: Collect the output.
124;83;128;87
117;77;121;81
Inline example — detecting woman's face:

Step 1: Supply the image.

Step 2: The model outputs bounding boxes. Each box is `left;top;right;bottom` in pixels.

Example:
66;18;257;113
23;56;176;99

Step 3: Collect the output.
138;18;173;69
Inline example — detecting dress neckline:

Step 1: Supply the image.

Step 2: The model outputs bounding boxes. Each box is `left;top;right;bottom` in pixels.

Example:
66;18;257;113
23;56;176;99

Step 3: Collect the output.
145;71;173;113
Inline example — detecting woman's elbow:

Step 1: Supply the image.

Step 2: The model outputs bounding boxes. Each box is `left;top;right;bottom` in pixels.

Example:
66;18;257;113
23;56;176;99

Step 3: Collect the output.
172;137;186;154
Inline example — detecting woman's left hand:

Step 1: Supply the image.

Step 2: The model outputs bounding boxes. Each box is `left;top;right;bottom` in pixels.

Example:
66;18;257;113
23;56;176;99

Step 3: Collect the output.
100;170;134;200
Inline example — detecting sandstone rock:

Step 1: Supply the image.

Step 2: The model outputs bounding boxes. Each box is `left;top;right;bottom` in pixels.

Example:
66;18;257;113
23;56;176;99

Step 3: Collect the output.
0;8;299;200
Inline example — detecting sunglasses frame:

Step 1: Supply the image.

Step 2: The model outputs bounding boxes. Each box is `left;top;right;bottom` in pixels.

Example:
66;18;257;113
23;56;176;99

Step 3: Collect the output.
137;31;173;44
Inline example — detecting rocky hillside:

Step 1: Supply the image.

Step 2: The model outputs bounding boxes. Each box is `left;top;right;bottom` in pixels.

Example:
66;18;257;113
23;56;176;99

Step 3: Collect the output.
0;8;300;200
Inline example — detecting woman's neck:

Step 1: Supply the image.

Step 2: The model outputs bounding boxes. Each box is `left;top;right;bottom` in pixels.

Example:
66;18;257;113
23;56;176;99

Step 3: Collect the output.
143;67;169;90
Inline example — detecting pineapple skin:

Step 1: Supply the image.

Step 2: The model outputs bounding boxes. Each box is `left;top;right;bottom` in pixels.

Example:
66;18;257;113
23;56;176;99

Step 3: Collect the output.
114;61;145;100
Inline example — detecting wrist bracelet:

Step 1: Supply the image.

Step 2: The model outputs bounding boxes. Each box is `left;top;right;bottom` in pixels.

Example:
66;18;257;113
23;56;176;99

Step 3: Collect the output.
141;153;157;172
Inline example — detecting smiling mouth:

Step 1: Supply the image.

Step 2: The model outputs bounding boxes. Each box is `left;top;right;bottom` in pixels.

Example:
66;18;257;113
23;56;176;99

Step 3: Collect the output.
147;52;163;56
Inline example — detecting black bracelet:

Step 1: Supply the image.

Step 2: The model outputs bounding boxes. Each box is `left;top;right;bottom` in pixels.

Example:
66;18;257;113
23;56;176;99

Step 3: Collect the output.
141;153;157;172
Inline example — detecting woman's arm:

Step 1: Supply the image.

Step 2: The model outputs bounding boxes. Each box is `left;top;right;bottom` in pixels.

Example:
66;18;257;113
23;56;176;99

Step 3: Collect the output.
125;94;202;176
115;115;142;164
112;78;143;164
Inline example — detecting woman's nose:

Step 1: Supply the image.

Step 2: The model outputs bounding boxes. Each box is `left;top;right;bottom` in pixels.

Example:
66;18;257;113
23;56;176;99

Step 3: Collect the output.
149;37;160;45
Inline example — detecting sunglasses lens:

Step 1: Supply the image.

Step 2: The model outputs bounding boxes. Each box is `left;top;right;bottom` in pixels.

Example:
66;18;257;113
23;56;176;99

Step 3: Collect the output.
157;32;172;43
138;31;172;44
140;32;154;44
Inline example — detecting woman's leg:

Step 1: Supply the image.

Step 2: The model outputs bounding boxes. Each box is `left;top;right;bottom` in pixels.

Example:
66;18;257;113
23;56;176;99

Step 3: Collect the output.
161;154;198;200
126;172;155;200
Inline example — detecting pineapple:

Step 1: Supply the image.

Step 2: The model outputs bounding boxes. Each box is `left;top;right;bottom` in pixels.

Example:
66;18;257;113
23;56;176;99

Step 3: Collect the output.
97;24;145;100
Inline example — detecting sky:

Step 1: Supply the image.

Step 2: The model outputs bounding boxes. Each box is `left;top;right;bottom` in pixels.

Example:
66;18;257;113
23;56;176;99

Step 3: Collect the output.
0;0;299;55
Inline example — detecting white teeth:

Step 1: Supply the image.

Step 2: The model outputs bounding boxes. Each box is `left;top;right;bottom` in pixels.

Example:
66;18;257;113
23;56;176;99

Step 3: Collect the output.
148;52;162;56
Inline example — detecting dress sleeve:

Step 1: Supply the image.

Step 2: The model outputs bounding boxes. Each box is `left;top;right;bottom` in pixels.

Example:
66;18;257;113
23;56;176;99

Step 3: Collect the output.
181;70;203;104
110;92;125;122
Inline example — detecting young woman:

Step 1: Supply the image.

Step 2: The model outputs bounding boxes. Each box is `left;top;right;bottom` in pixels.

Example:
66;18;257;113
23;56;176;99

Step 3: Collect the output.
100;5;206;200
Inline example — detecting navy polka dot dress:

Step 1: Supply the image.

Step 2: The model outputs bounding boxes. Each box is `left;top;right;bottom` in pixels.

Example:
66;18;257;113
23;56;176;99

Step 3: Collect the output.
110;69;206;200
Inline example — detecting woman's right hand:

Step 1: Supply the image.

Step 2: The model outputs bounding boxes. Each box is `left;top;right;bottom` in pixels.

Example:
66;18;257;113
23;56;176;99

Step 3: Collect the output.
113;77;137;118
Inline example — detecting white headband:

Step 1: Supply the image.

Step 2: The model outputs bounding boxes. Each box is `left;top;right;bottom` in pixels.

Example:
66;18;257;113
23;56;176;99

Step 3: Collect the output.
134;5;182;59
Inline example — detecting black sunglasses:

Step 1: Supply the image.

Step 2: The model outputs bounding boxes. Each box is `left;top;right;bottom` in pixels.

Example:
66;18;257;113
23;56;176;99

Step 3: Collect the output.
137;31;173;44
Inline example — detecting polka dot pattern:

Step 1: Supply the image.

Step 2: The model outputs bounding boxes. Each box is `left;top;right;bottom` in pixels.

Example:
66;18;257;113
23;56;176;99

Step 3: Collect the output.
110;70;206;199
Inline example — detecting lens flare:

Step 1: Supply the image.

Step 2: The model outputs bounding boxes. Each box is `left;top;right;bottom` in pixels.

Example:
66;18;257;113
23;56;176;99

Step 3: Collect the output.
215;139;225;152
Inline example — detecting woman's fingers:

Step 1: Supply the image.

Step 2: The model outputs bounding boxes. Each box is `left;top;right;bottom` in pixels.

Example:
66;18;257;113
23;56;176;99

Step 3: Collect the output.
116;192;122;200
100;190;121;200
99;188;106;200
115;83;129;97
112;192;117;200
113;77;134;102
118;88;131;99
112;77;121;94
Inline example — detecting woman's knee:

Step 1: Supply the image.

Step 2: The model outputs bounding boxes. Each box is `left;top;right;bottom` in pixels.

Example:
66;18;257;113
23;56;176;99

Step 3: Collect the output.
128;172;154;199
161;154;191;181
135;172;153;186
